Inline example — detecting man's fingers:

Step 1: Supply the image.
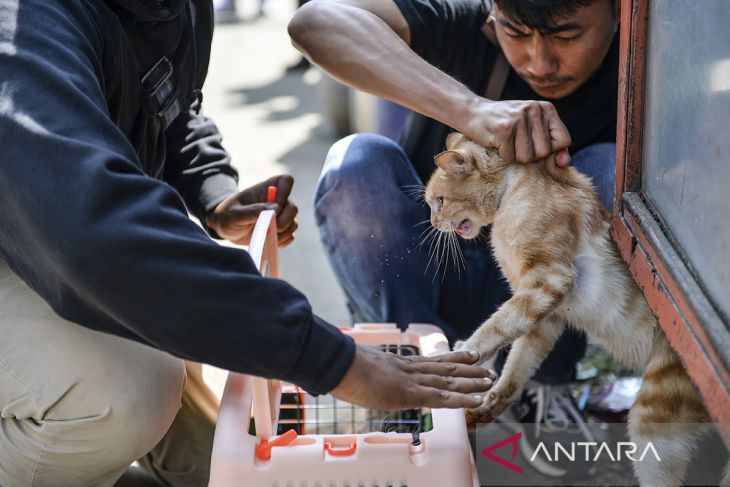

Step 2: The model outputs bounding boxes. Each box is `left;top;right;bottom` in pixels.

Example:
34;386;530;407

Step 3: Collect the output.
262;174;294;205
555;148;571;166
497;129;516;164
277;222;298;246
225;202;278;222
408;361;490;379
415;350;481;364
417;374;493;394
543;103;572;151
277;231;296;248
276;201;299;229
513;115;534;163
278;219;298;236
531;105;552;160
417;387;486;409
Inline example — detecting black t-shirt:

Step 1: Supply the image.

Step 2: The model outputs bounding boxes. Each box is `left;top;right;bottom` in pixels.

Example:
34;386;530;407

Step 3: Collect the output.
393;0;618;183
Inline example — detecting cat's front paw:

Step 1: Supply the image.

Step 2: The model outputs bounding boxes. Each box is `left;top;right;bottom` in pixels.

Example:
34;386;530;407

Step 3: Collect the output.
454;338;497;365
454;339;468;352
465;388;517;426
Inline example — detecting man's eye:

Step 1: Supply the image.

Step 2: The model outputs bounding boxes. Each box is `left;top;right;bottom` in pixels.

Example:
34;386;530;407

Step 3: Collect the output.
555;34;581;43
505;30;529;38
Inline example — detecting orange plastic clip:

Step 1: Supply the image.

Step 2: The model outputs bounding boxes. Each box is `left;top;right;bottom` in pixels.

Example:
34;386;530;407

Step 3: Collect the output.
267;185;278;204
324;441;357;457
255;429;298;461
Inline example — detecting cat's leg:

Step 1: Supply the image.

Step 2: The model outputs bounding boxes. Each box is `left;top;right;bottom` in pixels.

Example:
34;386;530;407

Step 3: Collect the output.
629;334;711;487
469;318;565;421
456;264;575;362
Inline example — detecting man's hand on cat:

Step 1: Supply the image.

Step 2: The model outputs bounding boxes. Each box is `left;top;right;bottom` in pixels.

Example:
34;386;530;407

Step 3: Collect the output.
462;99;572;166
206;174;299;247
330;345;497;410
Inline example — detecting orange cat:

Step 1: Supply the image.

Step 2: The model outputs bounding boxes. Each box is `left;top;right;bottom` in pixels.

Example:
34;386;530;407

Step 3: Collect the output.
425;132;721;486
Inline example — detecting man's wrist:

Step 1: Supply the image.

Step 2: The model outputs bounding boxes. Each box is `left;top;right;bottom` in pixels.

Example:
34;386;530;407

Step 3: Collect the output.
452;92;486;136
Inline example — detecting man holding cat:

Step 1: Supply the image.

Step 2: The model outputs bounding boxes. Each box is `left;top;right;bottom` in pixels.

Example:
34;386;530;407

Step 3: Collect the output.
290;0;618;472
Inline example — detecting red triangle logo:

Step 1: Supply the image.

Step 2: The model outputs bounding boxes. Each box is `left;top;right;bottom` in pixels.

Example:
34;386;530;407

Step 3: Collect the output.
481;432;523;473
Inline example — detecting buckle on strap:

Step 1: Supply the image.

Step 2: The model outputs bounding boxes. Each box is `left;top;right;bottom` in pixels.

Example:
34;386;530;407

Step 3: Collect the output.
141;56;182;128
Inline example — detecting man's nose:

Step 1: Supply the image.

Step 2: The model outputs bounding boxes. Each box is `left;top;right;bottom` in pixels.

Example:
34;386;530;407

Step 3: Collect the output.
526;37;559;78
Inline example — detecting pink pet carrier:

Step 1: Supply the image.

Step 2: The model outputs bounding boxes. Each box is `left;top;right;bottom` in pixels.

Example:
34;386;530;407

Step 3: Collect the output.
208;190;479;486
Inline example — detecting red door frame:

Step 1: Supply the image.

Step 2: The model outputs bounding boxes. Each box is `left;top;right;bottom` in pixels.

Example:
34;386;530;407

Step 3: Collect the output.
611;0;730;430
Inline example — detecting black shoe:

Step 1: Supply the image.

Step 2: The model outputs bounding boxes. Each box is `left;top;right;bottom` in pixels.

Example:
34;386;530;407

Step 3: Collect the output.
497;382;598;478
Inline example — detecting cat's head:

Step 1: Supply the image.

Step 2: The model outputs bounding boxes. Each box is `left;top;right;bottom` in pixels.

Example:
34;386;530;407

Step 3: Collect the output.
425;133;508;239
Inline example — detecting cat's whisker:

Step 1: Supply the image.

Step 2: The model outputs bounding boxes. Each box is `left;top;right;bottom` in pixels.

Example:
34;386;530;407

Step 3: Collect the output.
417;226;438;251
429;230;444;281
449;231;463;278
434;230;449;283
423;229;439;276
411;219;432;230
401;184;426;202
444;230;454;270
453;232;466;271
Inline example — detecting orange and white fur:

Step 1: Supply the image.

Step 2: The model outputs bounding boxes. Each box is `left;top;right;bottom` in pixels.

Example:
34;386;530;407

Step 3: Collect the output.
425;133;723;486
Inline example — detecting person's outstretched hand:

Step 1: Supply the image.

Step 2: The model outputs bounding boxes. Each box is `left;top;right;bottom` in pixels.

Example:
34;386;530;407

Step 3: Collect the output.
207;174;299;247
461;99;572;166
331;345;496;410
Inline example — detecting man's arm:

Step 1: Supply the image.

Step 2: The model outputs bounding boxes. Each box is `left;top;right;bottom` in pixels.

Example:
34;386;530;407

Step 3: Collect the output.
0;0;493;407
288;0;480;142
0;0;352;394
288;0;571;163
163;103;239;233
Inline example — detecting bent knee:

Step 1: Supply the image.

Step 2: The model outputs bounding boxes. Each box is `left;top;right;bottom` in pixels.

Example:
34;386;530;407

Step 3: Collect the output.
316;133;412;206
0;356;185;487
321;133;403;175
100;355;186;460
52;352;185;464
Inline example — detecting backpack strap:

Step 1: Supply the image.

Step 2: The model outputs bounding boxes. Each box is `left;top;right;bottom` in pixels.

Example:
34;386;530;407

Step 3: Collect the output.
481;15;510;101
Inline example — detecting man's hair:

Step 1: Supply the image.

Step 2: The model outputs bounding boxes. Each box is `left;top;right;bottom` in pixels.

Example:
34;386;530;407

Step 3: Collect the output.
492;0;617;33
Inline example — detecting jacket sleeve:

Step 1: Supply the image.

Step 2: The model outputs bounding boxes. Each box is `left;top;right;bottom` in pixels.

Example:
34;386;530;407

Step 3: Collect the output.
163;101;239;233
0;0;354;395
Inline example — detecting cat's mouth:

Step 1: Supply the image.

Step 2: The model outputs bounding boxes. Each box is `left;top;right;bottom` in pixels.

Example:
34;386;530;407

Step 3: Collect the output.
455;219;473;237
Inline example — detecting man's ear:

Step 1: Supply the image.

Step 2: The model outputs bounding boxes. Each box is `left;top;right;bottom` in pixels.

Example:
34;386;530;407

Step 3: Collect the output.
445;132;466;150
434;150;473;178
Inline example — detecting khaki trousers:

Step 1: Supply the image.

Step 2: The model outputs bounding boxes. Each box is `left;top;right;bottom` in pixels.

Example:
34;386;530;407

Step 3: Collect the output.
0;262;219;486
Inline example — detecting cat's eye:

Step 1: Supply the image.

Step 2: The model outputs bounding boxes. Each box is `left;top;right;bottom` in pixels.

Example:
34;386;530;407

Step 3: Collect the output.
436;196;444;210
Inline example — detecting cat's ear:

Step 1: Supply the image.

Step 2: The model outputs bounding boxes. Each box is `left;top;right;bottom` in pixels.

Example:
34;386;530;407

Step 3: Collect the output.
445;132;466;149
434;150;473;178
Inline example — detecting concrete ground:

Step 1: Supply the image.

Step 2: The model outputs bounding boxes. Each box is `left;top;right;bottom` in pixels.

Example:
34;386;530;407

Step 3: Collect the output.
204;0;350;327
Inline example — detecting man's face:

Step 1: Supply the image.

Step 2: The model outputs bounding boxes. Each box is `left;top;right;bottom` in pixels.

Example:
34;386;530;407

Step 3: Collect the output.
493;1;618;99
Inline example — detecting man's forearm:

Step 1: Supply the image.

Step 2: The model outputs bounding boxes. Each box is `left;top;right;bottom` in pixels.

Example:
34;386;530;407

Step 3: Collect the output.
288;1;480;134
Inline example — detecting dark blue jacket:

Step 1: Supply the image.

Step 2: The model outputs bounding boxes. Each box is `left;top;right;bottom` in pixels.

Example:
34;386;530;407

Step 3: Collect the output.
0;0;354;394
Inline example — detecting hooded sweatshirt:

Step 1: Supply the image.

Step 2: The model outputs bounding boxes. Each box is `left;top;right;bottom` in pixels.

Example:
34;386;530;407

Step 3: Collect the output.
0;0;355;394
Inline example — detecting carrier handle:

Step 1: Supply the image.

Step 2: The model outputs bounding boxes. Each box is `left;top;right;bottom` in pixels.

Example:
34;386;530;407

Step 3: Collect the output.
247;186;282;442
324;440;357;457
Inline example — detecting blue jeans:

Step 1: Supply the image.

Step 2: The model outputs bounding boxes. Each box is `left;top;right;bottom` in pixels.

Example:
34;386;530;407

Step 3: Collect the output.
315;134;616;383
